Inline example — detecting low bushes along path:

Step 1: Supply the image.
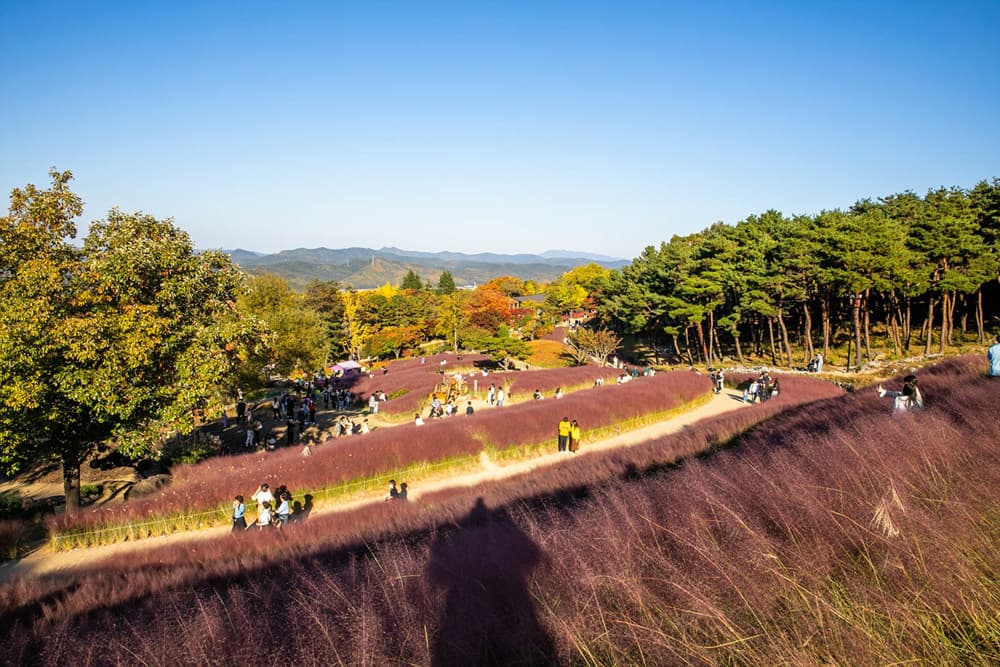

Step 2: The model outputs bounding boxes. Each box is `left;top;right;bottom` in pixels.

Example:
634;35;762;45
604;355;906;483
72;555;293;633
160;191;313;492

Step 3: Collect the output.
1;388;749;581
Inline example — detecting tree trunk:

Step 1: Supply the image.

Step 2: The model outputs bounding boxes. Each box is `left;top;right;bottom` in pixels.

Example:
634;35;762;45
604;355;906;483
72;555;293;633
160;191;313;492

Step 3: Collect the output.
767;318;777;366
851;294;864;370
694;320;709;366
976;289;985;343
938;292;950;354
862;290;873;364
671;333;681;365
733;328;744;365
683;327;695;366
62;454;81;514
923;296;936;356
903;295;912;351
776;308;794;367
820;296;831;359
803;303;814;366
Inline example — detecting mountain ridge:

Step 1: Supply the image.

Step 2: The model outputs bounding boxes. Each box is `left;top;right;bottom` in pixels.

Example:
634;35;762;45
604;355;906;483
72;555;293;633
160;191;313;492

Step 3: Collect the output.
220;246;630;290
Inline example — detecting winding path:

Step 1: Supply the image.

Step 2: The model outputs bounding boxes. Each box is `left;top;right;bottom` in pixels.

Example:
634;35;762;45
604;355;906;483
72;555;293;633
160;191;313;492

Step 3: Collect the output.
1;389;749;581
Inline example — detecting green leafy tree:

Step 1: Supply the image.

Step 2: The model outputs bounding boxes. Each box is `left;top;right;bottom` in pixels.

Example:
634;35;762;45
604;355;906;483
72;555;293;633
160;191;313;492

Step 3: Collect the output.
435;291;473;353
239;274;327;377
401;269;423;291
0;171;268;511
470;325;531;370
303;279;347;357
436;271;457;295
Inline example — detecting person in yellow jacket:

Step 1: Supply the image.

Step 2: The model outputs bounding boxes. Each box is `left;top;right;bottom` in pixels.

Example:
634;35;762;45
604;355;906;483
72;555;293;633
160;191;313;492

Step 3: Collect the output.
557;417;571;452
569;419;581;453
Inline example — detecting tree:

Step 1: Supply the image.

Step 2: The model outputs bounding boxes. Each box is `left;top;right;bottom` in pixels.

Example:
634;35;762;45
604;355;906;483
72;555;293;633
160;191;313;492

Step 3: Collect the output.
436;271;457;295
366;325;423;359
435;292;473;352
470;326;531;370
239;274;328;376
564;327;622;366
401;269;423;291
0;172;268;511
303;280;347;357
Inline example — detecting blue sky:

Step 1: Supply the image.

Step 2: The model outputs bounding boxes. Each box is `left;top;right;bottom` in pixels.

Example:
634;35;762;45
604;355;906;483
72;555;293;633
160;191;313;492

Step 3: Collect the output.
2;1;998;260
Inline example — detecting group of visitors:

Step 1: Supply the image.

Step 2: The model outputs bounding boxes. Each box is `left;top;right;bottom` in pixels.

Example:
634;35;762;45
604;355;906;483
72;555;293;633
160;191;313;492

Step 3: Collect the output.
743;372;779;403
557;416;582;453
708;368;725;394
532;387;564;400
384;479;409;502
233;482;297;531
486;384;506;407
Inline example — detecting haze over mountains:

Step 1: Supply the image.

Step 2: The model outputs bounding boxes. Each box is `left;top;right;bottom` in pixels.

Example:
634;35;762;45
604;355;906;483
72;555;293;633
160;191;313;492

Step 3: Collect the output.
224;247;630;290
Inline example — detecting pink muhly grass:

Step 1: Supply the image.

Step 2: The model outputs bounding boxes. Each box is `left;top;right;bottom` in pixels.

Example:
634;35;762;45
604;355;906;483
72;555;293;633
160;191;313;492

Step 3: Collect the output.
5;356;998;665
51;371;714;535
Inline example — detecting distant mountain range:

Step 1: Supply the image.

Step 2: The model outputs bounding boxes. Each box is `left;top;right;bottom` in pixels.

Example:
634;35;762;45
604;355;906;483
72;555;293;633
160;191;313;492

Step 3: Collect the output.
222;247;630;290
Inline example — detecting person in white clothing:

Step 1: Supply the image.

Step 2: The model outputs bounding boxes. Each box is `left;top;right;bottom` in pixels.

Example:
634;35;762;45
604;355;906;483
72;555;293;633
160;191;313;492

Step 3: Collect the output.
877;375;924;414
253;500;273;529
251;483;274;508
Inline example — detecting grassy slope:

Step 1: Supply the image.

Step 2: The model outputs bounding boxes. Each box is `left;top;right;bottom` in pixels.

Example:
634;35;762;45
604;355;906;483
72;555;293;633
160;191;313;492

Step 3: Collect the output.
1;356;997;665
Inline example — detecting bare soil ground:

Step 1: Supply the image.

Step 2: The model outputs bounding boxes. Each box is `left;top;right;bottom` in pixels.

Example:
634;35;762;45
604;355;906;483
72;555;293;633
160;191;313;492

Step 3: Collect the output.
1;388;749;581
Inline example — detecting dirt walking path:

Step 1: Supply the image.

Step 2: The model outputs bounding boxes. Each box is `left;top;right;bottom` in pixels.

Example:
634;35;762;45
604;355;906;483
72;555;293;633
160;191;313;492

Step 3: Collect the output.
1;389;749;581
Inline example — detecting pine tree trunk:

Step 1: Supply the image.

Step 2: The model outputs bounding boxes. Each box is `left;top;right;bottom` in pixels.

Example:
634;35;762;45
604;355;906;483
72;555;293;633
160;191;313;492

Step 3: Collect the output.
821;296;831;359
903;296;912;351
695;320;709;366
924;296;936;356
767;318;777;366
862;291;873;364
852;295;864;370
776;308;794;367
976;289;985;343
671;333;681;365
803;303;814;366
938;292;950;354
683;327;695;366
733;329;744;365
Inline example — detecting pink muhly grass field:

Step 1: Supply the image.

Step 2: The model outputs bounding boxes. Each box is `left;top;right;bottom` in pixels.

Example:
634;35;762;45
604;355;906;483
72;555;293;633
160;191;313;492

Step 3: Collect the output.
5;357;995;664
50;370;713;535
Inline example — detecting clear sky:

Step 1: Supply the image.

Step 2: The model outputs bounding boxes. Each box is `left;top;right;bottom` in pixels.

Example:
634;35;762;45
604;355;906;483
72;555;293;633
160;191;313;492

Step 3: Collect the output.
2;1;998;260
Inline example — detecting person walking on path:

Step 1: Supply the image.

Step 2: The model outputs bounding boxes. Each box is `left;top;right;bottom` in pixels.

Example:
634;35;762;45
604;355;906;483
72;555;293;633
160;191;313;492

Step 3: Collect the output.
989;335;1000;377
877;374;924;414
496;387;505;408
569;419;581;453
232;495;247;531
557;417;571;453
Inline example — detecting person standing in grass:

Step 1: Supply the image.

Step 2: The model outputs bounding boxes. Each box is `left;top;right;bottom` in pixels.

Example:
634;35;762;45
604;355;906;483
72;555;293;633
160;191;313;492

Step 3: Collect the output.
989;335;1000;377
496;386;505;407
232;495;247;531
385;479;399;500
398;482;408;501
414;413;425;426
557;417;571;452
465;401;474;415
488;384;496;406
569;419;581;453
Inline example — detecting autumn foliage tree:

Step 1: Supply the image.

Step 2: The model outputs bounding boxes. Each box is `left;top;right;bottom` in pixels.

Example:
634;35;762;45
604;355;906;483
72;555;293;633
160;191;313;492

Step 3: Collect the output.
0;171;268;511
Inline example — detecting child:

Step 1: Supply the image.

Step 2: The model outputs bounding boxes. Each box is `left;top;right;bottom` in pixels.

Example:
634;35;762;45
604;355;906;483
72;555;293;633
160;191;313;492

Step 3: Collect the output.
877;375;924;414
252;500;272;529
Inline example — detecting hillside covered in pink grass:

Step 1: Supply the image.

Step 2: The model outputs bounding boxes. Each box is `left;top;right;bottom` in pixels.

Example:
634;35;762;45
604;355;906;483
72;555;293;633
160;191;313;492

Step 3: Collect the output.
4;357;996;665
50;368;711;534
